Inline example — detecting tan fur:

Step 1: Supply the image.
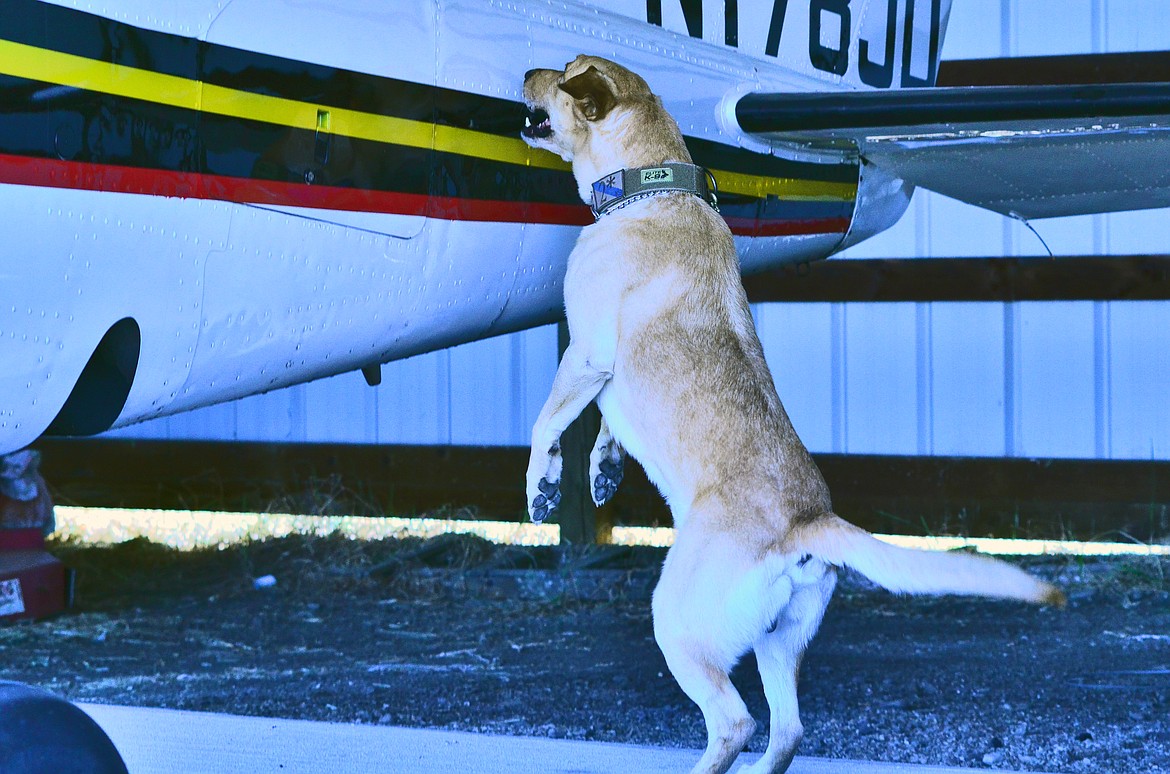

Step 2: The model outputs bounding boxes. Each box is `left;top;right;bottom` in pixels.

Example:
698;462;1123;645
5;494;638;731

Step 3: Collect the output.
522;56;1063;774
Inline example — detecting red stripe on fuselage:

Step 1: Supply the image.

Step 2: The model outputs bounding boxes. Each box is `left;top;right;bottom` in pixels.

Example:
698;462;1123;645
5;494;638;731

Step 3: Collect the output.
0;154;848;236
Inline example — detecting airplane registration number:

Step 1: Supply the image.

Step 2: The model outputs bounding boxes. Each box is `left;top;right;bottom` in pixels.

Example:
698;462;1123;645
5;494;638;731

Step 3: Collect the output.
646;0;944;88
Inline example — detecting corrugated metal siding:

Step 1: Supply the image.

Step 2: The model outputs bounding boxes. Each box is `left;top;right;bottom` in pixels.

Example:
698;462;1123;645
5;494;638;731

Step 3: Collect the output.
818;0;1170;461
109;0;1170;460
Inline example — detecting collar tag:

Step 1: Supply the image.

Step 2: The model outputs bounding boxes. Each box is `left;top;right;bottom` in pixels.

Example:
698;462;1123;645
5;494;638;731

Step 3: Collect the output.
639;167;674;185
591;172;624;213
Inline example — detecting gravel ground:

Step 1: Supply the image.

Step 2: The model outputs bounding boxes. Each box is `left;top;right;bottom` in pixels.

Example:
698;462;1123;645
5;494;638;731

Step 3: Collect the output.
1;534;1168;773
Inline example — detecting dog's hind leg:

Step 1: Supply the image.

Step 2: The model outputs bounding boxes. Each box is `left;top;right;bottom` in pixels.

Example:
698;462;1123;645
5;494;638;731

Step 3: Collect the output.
588;417;625;506
741;644;801;774
652;535;757;774
653;623;755;774
740;565;836;774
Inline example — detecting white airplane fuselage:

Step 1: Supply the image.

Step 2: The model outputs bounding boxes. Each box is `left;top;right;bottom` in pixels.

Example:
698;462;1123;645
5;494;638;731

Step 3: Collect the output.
0;0;937;454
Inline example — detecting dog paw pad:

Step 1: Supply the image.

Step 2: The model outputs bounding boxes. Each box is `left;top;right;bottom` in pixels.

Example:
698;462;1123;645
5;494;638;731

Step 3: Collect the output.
592;475;617;506
592;458;624;506
530;477;562;523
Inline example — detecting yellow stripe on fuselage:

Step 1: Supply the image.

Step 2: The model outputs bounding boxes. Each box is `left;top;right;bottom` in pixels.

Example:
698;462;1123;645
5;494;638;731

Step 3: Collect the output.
0;38;855;202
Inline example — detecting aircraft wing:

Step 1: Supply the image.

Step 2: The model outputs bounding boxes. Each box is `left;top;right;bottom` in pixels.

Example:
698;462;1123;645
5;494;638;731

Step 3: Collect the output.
734;83;1170;219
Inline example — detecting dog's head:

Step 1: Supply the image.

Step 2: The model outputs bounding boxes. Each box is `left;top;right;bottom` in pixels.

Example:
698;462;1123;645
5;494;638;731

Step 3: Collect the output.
522;55;690;202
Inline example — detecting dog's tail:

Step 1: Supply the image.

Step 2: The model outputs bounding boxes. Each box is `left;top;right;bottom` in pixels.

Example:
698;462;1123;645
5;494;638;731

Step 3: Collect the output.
797;514;1065;606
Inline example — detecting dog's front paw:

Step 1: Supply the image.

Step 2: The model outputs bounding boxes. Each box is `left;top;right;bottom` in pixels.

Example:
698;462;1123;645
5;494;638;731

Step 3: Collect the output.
526;442;564;523
529;477;562;523
592;458;623;507
589;437;624;507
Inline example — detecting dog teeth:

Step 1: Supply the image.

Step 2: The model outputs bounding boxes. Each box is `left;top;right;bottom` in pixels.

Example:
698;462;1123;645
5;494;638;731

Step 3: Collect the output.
522;108;552;139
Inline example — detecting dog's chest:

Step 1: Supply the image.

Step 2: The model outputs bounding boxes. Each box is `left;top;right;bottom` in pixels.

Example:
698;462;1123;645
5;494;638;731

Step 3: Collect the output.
564;222;685;335
562;226;628;333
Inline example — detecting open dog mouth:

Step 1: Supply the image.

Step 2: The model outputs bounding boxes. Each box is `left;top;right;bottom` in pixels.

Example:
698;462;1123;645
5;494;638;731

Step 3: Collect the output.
522;107;552;139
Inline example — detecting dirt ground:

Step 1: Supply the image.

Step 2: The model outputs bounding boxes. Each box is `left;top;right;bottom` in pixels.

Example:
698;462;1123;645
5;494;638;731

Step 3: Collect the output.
1;533;1168;773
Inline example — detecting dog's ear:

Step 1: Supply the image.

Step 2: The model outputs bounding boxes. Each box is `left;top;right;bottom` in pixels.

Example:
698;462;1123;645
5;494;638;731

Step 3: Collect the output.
559;66;617;121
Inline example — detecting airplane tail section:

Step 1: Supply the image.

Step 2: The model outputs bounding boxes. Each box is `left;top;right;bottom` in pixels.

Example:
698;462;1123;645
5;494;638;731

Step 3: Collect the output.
798;513;1065;606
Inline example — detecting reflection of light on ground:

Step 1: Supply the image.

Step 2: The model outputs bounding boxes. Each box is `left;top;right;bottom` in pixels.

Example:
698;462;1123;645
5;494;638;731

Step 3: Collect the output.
53;506;558;549
53;506;1170;557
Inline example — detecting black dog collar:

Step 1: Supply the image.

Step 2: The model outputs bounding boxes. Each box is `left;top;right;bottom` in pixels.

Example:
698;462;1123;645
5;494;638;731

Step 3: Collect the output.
590;162;719;219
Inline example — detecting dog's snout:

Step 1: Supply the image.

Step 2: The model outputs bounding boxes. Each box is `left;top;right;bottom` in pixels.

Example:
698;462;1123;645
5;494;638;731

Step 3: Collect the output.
521;68;554;141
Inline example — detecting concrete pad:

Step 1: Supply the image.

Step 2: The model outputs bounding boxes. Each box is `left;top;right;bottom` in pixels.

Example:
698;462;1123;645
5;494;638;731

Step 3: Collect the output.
79;703;1038;774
